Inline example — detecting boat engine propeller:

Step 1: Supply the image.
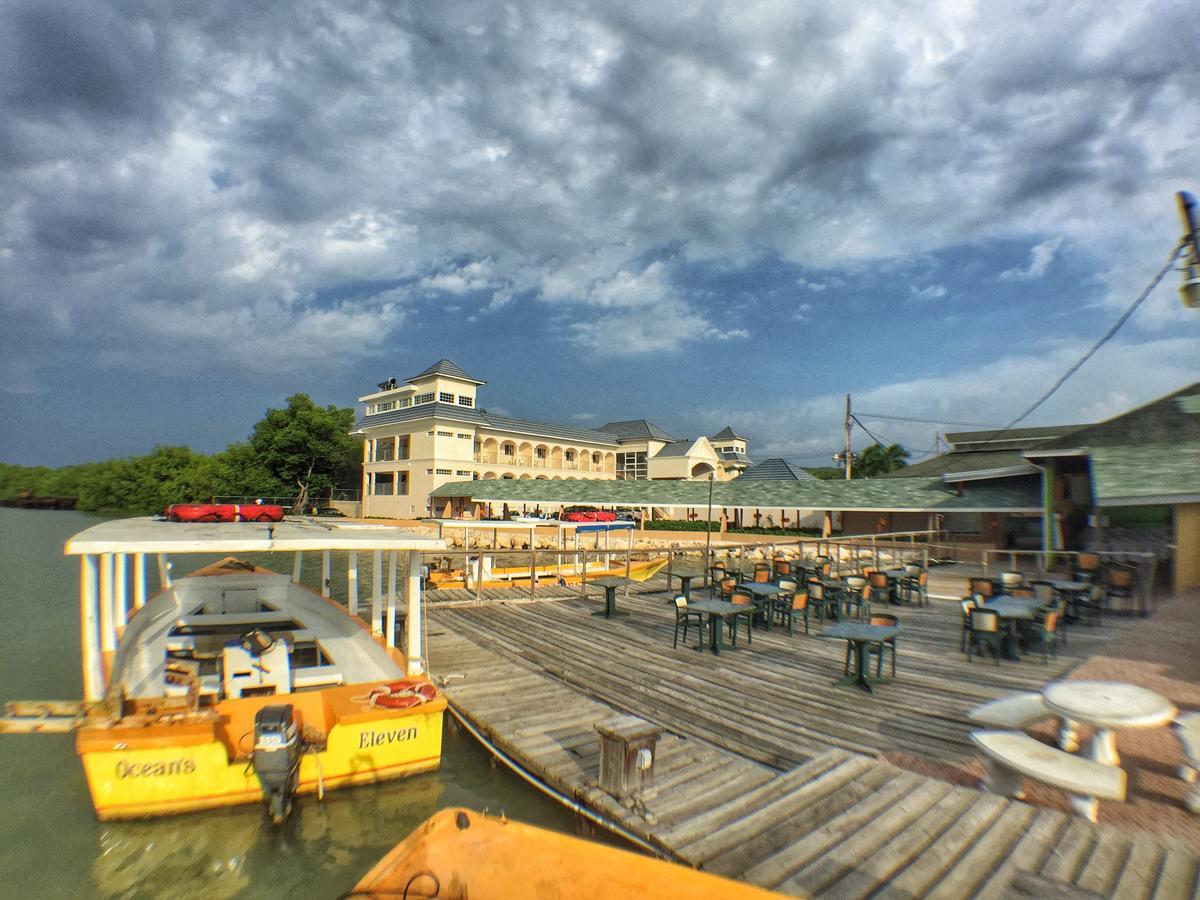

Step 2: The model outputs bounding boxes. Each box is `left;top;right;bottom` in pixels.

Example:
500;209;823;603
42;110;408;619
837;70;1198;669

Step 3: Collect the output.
251;704;300;825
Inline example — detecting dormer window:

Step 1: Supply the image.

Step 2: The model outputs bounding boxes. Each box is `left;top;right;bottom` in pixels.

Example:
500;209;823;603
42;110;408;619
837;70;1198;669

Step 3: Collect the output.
439;392;454;403
414;392;434;404
458;396;473;407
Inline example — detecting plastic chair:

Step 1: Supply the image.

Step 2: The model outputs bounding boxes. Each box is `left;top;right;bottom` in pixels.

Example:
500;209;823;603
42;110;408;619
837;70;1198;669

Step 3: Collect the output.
1104;567;1136;613
728;587;754;645
900;570;929;606
959;598;977;652
717;576;737;602
843;576;869;621
672;596;705;649
967;608;1002;664
708;563;726;599
868;571;891;605
968;577;994;599
753;563;772;583
999;571;1025;594
866;613;899;676
772;558;793;580
1073;553;1101;583
1020;610;1060;664
806;579;833;623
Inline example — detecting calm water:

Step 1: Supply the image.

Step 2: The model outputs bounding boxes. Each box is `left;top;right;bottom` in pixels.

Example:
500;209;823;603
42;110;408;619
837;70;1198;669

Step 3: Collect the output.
0;508;595;898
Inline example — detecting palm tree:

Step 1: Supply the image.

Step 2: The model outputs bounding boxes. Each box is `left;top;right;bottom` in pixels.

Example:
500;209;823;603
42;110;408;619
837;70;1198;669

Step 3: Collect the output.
856;443;911;477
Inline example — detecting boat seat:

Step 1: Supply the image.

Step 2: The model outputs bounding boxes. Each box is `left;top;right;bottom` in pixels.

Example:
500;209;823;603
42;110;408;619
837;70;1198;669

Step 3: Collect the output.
971;730;1125;822
968;693;1054;729
292;666;345;689
176;611;298;630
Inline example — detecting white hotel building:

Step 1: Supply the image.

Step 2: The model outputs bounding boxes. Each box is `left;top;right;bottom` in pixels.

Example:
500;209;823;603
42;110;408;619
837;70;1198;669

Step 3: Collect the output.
352;360;751;519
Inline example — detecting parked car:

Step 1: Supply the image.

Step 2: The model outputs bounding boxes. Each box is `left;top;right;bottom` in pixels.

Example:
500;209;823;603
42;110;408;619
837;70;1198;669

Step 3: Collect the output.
613;508;643;525
560;506;617;523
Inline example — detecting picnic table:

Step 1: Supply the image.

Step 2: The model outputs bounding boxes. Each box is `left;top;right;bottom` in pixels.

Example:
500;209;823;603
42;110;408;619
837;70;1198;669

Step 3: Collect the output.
684;599;755;655
822;621;901;693
589;576;631;619
1043;680;1177;765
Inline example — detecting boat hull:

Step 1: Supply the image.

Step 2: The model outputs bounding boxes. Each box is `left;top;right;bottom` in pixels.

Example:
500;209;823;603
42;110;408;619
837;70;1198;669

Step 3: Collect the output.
78;689;446;820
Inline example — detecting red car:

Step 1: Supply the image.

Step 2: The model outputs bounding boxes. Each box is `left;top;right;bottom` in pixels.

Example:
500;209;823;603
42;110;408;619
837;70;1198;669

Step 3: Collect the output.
559;506;617;523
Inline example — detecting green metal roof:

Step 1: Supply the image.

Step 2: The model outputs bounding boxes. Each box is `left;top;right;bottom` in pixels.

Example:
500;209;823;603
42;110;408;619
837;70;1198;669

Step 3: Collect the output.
431;476;1041;512
1090;443;1200;505
883;449;1035;479
1030;382;1200;505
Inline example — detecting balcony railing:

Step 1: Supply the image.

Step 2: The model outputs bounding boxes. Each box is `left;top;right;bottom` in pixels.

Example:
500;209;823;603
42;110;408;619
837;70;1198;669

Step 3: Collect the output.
472;452;612;474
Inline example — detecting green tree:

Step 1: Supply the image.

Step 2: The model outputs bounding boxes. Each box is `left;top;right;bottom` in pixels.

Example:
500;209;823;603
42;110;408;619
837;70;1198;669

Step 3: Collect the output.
856;443;911;478
248;394;359;512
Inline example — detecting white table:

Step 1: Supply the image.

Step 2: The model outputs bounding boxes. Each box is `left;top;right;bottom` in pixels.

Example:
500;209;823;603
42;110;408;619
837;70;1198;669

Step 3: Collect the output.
1042;681;1177;766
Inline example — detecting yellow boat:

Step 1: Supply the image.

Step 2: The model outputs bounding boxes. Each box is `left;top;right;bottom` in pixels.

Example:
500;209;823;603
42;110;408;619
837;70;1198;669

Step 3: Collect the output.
23;516;448;822
352;807;785;899
427;556;668;590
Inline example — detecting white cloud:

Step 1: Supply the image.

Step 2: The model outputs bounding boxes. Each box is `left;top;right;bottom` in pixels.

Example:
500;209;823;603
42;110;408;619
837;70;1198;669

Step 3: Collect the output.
909;284;948;301
1000;237;1064;281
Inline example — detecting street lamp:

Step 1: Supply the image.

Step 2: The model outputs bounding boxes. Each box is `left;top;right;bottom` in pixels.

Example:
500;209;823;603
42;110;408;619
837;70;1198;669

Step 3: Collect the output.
703;472;715;586
1178;190;1200;308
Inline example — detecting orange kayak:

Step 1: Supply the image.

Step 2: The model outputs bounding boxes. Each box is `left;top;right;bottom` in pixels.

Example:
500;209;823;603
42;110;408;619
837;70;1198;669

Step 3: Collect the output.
352;807;786;899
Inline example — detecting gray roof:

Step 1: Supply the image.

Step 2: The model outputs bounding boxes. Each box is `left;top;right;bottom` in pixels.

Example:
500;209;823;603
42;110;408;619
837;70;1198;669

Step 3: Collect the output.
406;359;485;385
710;426;745;441
598;420;677;442
740;458;818;481
719;450;752;464
432;475;1041;512
655;440;697;458
352;403;623;446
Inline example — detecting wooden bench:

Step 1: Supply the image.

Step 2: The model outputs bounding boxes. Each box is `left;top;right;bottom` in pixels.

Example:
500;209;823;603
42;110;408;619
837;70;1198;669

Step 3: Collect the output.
970;730;1125;822
968;693;1054;729
1174;711;1200;813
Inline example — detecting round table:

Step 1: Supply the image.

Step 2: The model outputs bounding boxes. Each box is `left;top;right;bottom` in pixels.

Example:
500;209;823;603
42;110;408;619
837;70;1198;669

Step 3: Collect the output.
1042;681;1177;765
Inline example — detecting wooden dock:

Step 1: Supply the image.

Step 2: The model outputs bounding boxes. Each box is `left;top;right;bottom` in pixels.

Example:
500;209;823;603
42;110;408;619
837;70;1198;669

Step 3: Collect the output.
425;577;1200;898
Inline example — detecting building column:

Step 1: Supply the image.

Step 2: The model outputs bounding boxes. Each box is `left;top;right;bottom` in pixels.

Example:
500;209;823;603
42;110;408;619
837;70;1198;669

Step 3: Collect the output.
1175;503;1200;592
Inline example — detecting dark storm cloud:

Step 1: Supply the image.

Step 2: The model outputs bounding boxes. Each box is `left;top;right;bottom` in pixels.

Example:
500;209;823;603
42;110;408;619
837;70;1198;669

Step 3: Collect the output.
1;0;1197;397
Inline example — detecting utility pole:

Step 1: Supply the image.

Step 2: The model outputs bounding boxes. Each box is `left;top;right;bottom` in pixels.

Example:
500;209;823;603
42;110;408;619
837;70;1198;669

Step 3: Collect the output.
844;394;853;480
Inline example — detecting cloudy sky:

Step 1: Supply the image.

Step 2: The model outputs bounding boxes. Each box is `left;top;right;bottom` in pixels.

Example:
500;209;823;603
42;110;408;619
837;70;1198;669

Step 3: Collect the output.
2;0;1198;469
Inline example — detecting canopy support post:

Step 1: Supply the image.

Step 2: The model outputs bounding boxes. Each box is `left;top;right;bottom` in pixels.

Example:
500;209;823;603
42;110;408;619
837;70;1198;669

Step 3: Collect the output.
372;550;383;637
99;553;116;654
405;550;424;675
321;550;332;597
347;551;359;617
81;556;103;701
292;551;303;583
386;551;398;649
133;552;146;610
114;552;128;630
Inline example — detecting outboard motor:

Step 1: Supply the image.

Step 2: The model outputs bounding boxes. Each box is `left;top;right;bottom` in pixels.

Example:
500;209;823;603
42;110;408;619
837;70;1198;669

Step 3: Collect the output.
252;704;300;825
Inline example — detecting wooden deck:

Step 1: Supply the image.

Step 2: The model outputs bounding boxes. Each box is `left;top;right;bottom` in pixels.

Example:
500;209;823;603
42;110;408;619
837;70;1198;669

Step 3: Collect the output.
424;577;1200;897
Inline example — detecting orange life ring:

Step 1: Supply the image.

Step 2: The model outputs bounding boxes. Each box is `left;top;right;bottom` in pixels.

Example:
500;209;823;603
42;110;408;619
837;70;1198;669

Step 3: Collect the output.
365;680;437;710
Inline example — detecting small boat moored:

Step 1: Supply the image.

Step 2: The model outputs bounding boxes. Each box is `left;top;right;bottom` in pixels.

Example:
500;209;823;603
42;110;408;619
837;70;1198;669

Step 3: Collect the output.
36;515;447;823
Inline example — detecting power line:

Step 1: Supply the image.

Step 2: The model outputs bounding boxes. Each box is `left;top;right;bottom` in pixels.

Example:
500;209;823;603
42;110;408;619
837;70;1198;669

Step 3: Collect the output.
854;412;1004;428
1001;237;1186;431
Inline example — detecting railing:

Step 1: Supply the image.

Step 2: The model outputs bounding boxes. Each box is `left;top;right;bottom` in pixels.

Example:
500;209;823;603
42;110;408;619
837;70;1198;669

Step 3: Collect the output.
213;489;361;507
471;453;612;474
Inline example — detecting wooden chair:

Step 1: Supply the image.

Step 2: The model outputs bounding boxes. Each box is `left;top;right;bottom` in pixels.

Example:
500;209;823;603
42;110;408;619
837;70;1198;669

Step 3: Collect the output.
672;596;705;649
753;563;772;583
728;587;754;644
967;608;1003;664
1020;610;1060;664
